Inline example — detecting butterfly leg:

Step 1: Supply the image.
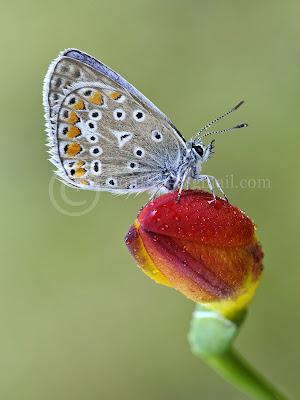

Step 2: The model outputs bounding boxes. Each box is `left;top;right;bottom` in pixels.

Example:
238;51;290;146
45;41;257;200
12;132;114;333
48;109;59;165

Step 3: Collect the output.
194;174;228;202
204;176;216;202
210;175;229;202
177;167;191;202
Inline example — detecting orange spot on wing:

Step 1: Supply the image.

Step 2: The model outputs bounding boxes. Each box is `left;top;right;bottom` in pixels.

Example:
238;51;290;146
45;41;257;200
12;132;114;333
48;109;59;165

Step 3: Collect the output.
71;100;85;110
89;91;103;105
66;111;79;124
78;179;89;185
110;91;122;100
74;168;86;178
67;125;81;138
74;160;85;168
65;142;82;157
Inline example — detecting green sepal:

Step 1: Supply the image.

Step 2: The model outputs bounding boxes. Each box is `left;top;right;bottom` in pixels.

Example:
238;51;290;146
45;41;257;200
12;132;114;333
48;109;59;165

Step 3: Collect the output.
188;304;246;357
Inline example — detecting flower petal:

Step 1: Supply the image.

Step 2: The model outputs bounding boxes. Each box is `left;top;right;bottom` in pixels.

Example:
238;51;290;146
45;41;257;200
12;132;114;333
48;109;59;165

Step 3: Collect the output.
138;190;254;247
125;223;172;287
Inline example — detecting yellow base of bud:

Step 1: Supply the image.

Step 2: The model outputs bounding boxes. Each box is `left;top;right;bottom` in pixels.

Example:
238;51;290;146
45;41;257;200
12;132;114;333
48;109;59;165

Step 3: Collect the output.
203;274;260;320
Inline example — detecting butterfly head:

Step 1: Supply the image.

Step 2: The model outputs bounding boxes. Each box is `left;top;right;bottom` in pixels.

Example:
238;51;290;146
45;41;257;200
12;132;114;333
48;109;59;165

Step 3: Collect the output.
190;139;215;163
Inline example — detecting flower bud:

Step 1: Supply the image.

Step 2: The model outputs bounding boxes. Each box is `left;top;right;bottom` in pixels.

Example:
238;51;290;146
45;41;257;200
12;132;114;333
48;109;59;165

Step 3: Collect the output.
125;190;263;319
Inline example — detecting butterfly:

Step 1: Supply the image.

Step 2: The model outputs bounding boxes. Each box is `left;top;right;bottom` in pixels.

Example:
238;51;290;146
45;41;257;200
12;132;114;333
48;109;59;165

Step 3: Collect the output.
43;49;247;200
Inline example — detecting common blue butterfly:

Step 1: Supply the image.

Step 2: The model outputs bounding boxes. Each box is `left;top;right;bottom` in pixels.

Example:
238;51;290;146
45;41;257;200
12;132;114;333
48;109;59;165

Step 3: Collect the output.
43;49;247;200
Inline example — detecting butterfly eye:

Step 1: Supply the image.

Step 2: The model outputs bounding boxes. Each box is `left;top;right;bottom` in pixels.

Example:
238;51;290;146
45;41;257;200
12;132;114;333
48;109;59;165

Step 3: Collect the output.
151;130;163;142
193;144;204;157
133;110;145;122
113;108;126;121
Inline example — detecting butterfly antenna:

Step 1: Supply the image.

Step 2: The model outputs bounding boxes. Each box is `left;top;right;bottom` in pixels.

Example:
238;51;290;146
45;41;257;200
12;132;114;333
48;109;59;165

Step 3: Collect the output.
201;123;248;138
194;100;245;139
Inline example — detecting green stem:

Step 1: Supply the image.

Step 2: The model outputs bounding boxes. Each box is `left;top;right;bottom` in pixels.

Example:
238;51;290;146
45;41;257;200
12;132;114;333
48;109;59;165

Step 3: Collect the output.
203;347;287;400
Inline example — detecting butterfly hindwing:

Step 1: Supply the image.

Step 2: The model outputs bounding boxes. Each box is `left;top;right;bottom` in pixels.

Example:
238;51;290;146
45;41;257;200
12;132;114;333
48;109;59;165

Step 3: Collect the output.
43;49;187;193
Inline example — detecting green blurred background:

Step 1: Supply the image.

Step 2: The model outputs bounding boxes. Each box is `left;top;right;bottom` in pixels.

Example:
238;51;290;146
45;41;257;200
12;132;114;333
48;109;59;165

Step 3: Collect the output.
1;1;299;399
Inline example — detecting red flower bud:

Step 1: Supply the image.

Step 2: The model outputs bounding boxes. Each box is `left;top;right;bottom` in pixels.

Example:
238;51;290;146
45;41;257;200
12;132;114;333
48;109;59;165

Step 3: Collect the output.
125;190;263;319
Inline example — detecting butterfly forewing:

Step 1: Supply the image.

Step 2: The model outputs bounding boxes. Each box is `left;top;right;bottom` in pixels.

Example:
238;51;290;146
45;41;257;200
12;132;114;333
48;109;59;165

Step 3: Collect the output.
43;49;186;193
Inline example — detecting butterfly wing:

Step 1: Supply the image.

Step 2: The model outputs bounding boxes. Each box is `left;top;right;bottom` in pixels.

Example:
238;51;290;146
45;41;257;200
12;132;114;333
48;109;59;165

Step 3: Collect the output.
43;49;187;192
